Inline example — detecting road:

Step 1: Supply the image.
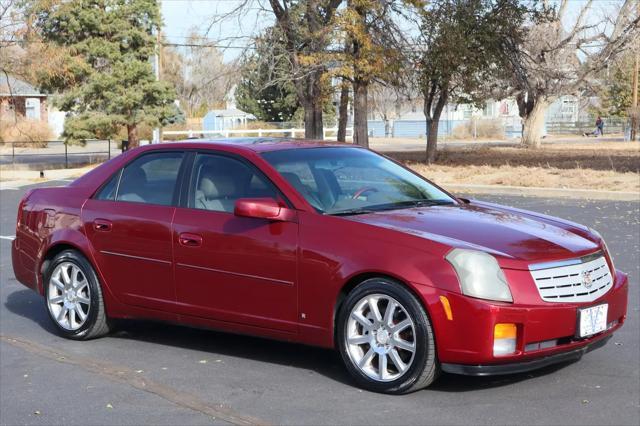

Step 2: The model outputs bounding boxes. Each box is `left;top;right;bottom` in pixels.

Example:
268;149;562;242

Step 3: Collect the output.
0;140;120;170
1;181;638;425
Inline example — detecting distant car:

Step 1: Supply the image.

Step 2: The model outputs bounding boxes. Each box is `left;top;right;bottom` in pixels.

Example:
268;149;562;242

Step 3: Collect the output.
12;138;628;394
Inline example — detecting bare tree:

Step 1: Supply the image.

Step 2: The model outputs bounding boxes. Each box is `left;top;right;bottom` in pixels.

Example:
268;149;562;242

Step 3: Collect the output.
504;0;640;148
369;82;414;137
415;0;527;163
337;0;416;147
163;31;235;118
268;0;342;139
0;0;25;79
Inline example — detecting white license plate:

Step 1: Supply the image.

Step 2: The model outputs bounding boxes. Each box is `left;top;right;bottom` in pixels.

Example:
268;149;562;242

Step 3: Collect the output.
578;304;608;338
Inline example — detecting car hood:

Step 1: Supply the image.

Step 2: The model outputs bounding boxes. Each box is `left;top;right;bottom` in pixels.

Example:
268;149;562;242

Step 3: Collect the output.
347;200;600;266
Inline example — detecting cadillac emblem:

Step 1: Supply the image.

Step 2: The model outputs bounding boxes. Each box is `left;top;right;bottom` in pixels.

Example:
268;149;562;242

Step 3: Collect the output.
582;270;594;289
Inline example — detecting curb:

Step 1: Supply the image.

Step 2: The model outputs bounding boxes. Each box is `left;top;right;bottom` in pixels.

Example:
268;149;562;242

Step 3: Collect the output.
445;183;640;202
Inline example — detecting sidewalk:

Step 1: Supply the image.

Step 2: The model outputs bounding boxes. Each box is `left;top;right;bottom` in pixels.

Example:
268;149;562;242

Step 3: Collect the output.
0;166;95;188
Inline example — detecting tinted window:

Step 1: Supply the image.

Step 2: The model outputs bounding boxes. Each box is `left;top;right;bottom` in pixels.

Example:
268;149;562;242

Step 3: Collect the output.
189;153;277;213
116;152;184;206
262;147;455;214
95;170;121;201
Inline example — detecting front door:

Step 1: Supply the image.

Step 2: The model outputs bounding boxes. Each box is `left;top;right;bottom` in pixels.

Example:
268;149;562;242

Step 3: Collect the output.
172;152;298;332
83;151;185;311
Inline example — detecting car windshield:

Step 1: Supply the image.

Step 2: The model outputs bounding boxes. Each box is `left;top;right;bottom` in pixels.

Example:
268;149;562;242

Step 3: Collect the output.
262;147;456;215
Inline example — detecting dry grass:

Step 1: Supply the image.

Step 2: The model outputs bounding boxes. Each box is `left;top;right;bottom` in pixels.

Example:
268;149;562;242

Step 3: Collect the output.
540;142;639;151
385;142;640;173
451;119;505;140
0;118;53;147
410;163;640;193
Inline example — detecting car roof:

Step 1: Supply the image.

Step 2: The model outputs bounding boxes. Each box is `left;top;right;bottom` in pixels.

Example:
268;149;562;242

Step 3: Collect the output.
150;137;358;153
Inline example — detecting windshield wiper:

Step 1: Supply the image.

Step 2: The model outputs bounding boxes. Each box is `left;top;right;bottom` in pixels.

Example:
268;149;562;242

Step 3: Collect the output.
329;200;454;216
329;208;378;216
389;199;455;208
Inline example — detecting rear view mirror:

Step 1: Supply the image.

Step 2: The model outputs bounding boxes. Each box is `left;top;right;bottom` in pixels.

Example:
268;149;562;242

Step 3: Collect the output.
234;198;296;222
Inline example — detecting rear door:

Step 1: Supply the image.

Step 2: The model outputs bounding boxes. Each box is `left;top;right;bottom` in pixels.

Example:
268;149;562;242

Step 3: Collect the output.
82;151;185;311
172;152;299;332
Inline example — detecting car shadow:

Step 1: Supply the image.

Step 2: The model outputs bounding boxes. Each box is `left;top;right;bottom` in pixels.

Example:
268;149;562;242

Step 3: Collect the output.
428;361;578;392
5;288;581;393
4;289;59;334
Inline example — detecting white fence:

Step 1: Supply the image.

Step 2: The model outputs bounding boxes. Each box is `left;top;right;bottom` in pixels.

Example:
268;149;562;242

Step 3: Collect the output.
162;127;354;141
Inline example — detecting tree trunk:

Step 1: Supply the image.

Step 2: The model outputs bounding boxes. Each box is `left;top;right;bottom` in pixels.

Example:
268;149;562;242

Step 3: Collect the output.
303;104;320;140
127;123;139;148
301;71;324;140
353;78;369;148
521;99;547;149
426;118;439;164
313;96;323;139
337;82;350;142
423;89;448;164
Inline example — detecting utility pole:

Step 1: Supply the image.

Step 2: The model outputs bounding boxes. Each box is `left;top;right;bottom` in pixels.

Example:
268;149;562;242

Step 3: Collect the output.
632;1;640;142
632;53;638;141
152;2;163;144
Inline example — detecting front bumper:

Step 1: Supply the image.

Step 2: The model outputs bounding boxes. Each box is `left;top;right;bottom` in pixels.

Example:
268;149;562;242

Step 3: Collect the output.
421;269;628;373
441;334;612;376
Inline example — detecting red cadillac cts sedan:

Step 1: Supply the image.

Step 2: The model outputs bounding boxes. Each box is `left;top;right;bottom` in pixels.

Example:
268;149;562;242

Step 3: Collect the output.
12;139;628;394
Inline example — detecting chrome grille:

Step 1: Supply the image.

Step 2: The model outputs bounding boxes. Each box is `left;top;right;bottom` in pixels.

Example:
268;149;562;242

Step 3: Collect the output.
529;252;612;303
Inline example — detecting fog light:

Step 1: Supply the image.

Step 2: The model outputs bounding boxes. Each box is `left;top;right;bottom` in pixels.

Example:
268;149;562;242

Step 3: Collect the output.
494;323;517;356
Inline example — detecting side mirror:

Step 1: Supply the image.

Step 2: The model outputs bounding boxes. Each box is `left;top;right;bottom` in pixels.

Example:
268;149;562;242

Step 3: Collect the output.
234;198;296;222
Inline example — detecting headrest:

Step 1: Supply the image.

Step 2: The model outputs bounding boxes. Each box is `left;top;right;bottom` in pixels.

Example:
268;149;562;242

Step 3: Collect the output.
200;175;235;198
123;167;147;186
280;172;305;191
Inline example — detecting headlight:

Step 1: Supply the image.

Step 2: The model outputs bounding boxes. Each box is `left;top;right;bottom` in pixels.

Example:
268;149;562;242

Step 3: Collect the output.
589;227;615;273
446;249;513;302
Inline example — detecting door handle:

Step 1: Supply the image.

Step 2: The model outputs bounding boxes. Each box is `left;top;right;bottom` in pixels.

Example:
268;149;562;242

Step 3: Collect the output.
179;233;202;247
93;219;112;232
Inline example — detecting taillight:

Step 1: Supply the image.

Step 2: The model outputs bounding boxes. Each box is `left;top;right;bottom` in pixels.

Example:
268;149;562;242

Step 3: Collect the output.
16;189;35;228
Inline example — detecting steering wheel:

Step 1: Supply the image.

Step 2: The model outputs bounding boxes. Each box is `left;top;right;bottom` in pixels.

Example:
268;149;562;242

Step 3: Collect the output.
352;186;379;199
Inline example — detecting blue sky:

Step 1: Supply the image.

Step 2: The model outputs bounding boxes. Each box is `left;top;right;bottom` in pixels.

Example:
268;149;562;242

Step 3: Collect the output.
161;0;270;61
161;0;627;62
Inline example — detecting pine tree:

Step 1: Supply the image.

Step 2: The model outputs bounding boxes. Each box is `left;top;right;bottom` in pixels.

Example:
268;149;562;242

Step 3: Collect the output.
31;0;178;147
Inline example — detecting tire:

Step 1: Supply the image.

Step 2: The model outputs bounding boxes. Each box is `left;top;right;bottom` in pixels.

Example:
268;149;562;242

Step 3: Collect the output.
337;278;439;394
43;249;111;340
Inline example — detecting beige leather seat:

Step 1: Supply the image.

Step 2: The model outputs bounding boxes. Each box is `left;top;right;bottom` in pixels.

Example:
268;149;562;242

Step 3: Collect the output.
194;175;237;212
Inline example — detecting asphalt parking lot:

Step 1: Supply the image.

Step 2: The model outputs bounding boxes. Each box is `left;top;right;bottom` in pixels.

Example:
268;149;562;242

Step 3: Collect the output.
1;181;638;426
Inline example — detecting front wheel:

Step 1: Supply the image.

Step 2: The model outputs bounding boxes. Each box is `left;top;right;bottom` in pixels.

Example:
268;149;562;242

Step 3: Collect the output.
337;278;439;394
44;250;111;340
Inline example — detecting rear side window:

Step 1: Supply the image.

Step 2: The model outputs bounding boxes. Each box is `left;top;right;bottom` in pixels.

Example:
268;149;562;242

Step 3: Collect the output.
116;152;184;205
94;152;184;206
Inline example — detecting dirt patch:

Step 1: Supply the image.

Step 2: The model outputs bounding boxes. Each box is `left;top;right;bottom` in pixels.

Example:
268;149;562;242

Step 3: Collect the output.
385;142;639;173
409;163;640;193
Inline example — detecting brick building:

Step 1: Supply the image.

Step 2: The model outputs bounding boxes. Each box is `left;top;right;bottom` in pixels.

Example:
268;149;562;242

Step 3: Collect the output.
0;75;48;123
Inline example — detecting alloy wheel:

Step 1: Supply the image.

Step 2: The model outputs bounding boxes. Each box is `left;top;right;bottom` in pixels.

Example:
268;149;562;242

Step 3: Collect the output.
345;294;416;382
47;261;91;331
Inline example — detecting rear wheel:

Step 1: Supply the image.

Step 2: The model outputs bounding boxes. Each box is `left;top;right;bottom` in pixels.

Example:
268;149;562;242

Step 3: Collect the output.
44;250;110;340
337;278;439;394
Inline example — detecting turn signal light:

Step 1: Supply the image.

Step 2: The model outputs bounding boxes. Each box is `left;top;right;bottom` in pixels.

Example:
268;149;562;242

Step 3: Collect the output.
493;323;517;356
439;296;453;320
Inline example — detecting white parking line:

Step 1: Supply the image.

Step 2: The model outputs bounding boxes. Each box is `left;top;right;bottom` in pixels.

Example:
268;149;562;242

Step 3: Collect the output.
0;236;16;241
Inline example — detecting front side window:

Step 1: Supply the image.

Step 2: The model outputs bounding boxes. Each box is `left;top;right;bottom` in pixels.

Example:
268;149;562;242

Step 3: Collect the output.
189;153;278;213
112;152;184;206
262;147;455;214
